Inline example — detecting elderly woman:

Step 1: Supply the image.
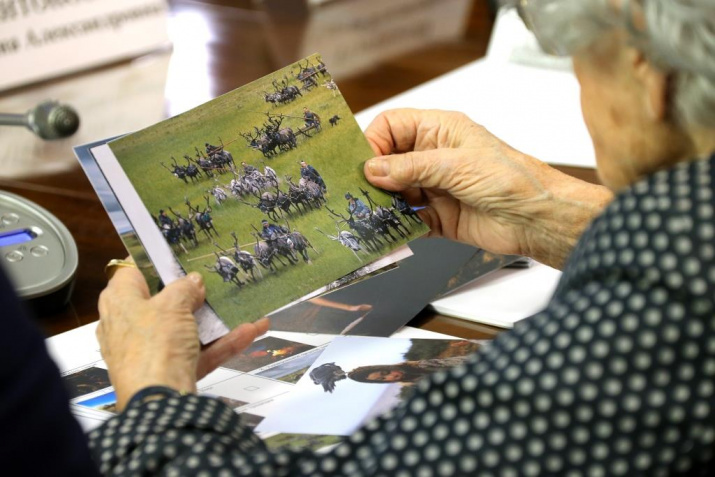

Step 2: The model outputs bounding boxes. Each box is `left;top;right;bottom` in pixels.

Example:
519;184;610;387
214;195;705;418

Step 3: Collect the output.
87;0;715;474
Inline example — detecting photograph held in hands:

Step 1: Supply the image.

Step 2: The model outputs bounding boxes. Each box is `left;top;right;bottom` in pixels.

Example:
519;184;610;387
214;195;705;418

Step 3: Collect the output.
91;54;429;332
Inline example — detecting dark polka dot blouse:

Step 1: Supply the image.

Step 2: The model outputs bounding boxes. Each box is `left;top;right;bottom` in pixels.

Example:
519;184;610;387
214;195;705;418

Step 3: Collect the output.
89;154;715;476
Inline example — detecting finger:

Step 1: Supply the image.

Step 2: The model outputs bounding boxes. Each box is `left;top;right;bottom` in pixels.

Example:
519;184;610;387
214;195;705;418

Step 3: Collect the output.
365;148;463;192
365;109;471;156
151;272;206;312
364;109;421;156
197;318;270;379
104;265;151;299
99;267;151;318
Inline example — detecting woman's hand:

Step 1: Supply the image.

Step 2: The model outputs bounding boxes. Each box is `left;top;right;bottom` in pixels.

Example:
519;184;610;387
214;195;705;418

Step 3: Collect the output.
364;109;612;269
97;266;268;411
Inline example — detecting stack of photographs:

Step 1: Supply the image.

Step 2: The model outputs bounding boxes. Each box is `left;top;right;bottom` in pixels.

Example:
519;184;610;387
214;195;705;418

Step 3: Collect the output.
72;54;517;446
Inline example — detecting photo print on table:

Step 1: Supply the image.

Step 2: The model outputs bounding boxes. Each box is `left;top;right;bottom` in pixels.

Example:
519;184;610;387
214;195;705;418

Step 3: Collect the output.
220;336;317;373
75;390;118;414
62;366;112;400
257;337;480;435
97;53;429;330
256;347;325;384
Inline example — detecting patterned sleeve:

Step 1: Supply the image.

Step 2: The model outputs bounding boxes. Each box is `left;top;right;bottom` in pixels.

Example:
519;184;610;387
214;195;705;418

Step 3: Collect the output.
89;157;715;475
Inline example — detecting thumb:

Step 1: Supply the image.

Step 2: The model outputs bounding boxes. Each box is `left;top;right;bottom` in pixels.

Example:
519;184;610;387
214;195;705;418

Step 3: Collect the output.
151;272;206;312
364;149;462;192
197;318;270;379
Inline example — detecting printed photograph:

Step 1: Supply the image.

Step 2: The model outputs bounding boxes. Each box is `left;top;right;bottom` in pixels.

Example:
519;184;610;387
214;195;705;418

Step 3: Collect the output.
238;412;265;429
105;53;429;329
76;390;118;414
268;296;376;335
256;347;325;383
256;337;480;435
434;249;521;299
220;336;316;372
63;366;111;400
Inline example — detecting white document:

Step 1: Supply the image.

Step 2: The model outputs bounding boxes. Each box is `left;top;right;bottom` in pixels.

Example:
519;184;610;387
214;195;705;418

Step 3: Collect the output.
0;0;170;91
430;262;562;329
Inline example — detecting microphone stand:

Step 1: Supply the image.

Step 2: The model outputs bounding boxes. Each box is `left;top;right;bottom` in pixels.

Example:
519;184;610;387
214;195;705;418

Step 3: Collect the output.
0;100;80;140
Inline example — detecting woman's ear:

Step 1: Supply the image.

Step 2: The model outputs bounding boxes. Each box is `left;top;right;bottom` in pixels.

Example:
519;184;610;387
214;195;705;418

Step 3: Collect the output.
630;47;670;121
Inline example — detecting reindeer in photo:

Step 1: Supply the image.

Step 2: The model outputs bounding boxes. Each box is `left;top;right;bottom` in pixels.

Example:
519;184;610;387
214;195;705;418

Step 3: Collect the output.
192;147;217;178
182;155;202;183
295;59;319;91
168;207;198;248
240;189;283;222
228;171;248;198
327;206;383;253
160;156;189;184
284;176;311;214
273;186;296;218
186;196;219;239
229;232;263;282
241;127;277;158
283;219;318;264
250;230;291;273
261;160;279;187
360;187;410;240
298;176;326;209
271;78;303;105
265;114;297;152
255;221;298;265
213;235;263;283
323;79;339;98
154;210;188;255
204;138;235;172
204;252;244;288
208;181;228;206
389;192;423;226
314;221;365;263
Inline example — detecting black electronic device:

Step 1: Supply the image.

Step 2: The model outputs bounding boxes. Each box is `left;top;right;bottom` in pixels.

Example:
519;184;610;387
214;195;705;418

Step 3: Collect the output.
0;191;78;313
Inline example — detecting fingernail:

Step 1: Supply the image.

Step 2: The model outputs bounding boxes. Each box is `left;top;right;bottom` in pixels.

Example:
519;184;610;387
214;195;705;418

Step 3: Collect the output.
188;272;203;285
367;158;389;177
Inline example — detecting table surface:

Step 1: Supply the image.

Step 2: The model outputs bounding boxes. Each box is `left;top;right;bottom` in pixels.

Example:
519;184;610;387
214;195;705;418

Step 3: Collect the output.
0;0;597;340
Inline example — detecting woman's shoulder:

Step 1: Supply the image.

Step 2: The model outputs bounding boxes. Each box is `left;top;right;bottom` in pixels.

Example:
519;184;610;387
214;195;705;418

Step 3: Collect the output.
561;153;715;291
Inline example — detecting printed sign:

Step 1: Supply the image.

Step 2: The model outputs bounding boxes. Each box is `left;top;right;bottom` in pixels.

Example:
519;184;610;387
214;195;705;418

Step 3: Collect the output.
0;0;169;91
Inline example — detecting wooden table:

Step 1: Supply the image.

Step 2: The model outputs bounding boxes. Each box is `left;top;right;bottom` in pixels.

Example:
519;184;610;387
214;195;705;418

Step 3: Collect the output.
0;0;596;340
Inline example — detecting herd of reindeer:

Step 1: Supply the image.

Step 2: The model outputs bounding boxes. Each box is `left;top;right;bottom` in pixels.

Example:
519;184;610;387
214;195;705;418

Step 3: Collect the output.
152;59;422;289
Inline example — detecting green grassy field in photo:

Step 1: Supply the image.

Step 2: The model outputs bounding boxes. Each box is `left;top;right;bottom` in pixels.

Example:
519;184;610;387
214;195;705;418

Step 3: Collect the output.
108;55;428;329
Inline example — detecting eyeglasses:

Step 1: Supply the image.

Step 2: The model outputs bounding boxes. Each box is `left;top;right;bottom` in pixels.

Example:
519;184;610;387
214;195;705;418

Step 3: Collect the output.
515;0;568;56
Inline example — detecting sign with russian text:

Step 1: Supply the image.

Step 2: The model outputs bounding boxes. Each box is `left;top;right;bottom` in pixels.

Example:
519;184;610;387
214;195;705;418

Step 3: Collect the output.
0;0;169;91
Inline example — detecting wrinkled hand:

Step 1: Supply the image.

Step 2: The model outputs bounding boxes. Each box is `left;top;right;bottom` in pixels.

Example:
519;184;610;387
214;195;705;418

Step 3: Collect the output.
364;109;611;268
97;265;268;411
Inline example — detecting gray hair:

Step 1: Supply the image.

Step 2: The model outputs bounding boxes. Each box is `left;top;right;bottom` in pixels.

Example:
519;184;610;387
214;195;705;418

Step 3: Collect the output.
503;0;715;128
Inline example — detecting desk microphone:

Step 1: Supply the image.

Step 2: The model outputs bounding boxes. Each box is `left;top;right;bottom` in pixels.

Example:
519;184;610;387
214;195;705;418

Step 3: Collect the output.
0;100;80;140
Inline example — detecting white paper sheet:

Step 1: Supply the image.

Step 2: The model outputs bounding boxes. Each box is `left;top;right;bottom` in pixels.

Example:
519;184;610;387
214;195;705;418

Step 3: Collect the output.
430;262;562;329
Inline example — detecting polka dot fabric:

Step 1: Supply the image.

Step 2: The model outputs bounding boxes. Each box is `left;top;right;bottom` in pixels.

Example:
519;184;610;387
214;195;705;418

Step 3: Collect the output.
89;154;715;475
